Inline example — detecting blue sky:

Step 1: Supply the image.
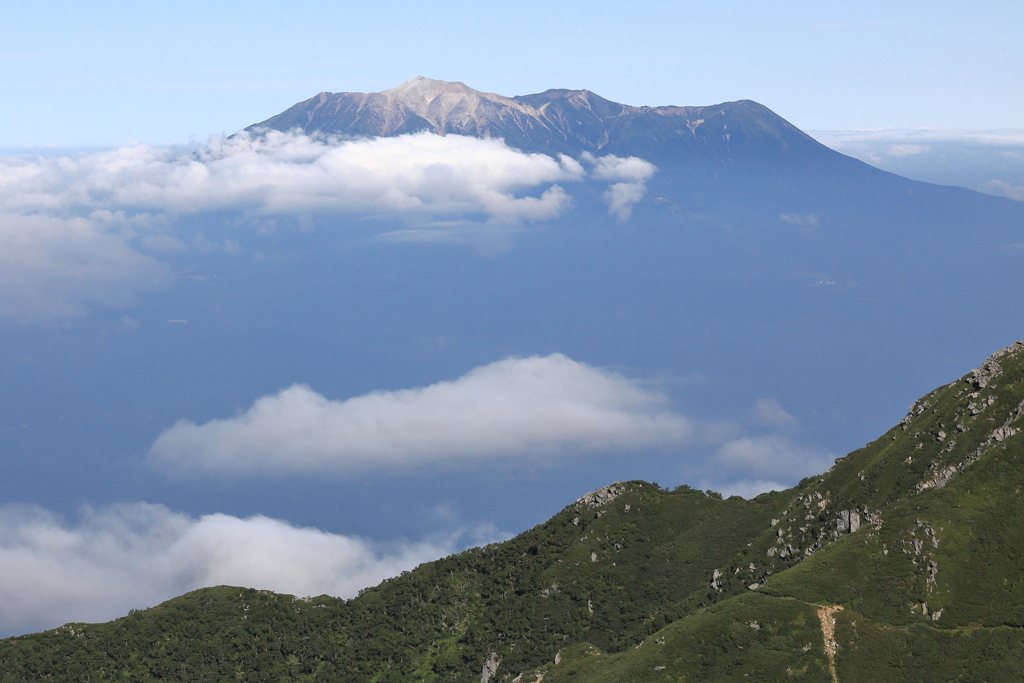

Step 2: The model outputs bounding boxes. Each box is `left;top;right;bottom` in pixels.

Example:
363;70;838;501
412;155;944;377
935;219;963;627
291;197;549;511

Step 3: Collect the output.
2;1;1023;146
1;0;1023;639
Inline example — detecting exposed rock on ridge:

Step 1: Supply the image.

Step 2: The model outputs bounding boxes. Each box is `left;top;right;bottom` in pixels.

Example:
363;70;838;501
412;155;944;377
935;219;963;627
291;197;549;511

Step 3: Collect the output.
576;482;626;509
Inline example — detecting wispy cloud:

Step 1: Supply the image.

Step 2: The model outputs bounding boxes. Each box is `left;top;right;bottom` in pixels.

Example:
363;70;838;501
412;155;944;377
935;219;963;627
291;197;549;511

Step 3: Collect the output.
803;22;900;30
753;397;801;431
779;213;820;227
982;179;1024;201
582;152;657;221
149;354;694;476
0;213;172;325
810;128;1024;201
810;128;1024;147
714;434;831;482
0;502;501;638
700;398;833;499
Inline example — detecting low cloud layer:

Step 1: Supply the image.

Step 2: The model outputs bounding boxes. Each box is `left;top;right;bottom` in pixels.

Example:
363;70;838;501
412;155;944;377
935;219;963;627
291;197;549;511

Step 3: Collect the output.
150;354;694;475
1;131;585;221
0;502;496;638
706;398;833;498
0;132;654;324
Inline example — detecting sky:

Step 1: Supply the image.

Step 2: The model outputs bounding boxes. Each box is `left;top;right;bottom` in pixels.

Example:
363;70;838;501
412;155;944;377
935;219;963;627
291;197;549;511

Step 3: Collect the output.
2;1;1023;146
1;0;1023;639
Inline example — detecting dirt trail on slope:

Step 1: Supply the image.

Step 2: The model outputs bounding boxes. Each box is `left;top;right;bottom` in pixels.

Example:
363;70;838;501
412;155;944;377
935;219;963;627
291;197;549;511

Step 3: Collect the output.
817;605;844;683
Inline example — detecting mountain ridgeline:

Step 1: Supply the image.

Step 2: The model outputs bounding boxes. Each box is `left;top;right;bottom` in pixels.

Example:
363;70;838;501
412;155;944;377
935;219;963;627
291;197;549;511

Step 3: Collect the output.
3;342;1024;681
247;76;841;165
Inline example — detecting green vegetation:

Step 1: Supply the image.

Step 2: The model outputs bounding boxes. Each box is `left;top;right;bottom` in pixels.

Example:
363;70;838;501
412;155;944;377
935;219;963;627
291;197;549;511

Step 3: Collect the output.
3;342;1024;681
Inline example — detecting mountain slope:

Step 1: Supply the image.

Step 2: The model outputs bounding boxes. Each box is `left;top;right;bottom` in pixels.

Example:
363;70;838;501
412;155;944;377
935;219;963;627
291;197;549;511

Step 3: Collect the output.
548;341;1024;682
2;343;1023;681
248;76;840;164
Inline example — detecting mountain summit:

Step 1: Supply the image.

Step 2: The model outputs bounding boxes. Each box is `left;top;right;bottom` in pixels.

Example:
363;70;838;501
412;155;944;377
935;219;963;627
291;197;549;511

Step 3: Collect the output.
248;76;835;163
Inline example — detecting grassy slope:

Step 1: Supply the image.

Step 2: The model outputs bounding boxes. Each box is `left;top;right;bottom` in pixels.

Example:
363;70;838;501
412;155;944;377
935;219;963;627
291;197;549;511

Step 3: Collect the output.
545;342;1024;682
2;343;1022;682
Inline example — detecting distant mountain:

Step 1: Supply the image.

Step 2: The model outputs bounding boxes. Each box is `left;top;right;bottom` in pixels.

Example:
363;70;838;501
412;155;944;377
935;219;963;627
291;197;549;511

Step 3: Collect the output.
248;76;841;164
4;342;1024;680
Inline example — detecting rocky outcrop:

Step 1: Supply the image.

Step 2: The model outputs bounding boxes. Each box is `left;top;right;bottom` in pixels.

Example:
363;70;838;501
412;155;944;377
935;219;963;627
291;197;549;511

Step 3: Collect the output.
481;652;501;683
836;510;861;535
969;341;1024;389
913;343;1024;494
577;483;626;509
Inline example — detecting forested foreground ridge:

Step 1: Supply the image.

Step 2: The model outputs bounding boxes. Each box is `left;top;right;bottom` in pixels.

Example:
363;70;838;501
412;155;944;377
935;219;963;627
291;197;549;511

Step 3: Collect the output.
3;342;1024;682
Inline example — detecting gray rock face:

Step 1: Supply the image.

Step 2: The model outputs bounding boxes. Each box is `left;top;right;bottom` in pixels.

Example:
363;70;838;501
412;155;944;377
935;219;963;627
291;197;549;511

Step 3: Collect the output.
247;77;837;163
918;464;959;492
992;425;1020;442
481;652;501;683
836;510;861;535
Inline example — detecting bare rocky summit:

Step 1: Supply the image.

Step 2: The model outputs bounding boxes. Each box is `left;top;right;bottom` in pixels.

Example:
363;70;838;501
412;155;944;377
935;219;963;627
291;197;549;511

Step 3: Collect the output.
248;76;837;163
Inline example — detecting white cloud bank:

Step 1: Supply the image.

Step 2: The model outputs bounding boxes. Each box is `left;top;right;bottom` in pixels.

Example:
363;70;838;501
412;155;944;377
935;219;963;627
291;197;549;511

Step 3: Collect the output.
1;132;584;222
150;354;694;475
0;502;495;638
0;132;655;324
149;352;832;500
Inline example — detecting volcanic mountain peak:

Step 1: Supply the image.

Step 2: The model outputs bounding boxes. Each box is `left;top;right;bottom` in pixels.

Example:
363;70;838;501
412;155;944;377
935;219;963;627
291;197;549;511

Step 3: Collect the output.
374;76;537;132
382;76;503;104
248;77;836;163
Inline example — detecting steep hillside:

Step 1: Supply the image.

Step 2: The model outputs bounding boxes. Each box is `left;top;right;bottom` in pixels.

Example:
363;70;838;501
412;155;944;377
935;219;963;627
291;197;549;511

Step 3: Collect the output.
547;341;1024;682
2;343;1023;681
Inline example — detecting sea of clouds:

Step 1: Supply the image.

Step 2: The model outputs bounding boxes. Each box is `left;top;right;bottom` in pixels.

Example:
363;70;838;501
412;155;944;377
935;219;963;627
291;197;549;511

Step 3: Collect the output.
0;357;830;636
0;130;837;636
0;131;656;325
